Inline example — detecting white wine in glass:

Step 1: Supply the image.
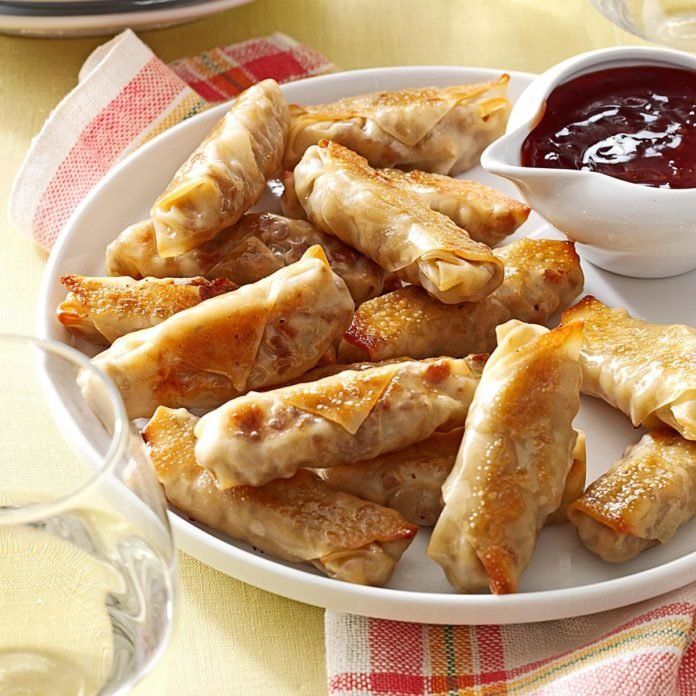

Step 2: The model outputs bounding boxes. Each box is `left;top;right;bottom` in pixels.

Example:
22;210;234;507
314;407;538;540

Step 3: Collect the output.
593;0;696;50
0;336;175;695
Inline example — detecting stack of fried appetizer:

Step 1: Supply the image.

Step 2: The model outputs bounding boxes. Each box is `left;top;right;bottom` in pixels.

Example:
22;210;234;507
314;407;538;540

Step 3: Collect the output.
57;78;696;592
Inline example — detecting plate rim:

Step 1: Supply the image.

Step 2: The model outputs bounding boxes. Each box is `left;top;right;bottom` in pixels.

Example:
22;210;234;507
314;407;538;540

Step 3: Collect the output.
0;0;253;32
169;507;696;624
37;64;696;624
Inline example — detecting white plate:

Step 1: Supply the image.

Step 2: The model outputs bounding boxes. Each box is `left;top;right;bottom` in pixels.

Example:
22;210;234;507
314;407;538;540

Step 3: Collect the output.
0;0;254;37
38;66;696;624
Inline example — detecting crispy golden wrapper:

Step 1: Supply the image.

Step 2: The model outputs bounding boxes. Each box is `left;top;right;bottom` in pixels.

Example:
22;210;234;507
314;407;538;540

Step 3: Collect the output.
83;247;354;419
320;429;586;527
563;296;696;440
321;429;463;526
285;357;417;386
339;238;583;362
106;213;384;305
379;169;530;246
283;76;511;174
57;275;235;345
428;321;583;594
293;140;503;304
144;407;416;586
568;430;696;563
194;356;486;489
280;169;530;247
151;80;289;257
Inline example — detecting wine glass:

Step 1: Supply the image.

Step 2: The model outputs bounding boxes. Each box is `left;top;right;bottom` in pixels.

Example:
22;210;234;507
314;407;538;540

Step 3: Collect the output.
0;335;175;695
592;0;696;50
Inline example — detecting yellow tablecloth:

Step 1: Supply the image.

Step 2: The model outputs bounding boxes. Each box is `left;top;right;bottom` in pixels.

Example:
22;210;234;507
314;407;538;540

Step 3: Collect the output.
0;2;642;693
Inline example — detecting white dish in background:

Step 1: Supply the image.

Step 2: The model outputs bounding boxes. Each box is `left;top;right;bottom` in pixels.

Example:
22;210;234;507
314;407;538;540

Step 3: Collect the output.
0;0;254;37
482;46;696;279
38;66;696;625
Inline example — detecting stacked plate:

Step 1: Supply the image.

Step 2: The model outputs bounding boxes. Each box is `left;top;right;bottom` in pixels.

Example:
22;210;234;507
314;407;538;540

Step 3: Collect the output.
0;0;252;36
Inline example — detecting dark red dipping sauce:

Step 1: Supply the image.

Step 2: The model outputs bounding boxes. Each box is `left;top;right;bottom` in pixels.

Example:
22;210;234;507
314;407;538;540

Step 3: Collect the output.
521;65;696;189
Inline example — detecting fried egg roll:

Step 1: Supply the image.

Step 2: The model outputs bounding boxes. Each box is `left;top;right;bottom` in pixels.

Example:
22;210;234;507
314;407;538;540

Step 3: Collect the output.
57;275;234;345
339;238;583;362
283;77;510;174
83;247;353;419
293;140;503;304
144;407;417;586
568;429;696;562
321;429;586;527
428;321;583;594
280;169;529;247
563;296;696;440
106;213;384;305
194;356;485;489
151;80;289;257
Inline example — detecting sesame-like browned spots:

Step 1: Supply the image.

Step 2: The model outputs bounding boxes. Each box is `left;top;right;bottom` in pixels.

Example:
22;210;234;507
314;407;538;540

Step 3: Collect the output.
142;408;200;481
424;360;452;384
563;296;696;377
569;429;696;537
59;275;235;326
230;403;265;437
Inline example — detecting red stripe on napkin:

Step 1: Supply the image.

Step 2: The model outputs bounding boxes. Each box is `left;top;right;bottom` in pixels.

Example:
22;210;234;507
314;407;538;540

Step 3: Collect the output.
10;30;334;249
326;590;696;696
169;33;335;102
32;57;185;248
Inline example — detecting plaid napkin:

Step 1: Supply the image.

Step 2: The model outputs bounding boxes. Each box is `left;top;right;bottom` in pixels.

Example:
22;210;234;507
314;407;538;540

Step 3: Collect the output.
9;29;334;249
10;30;696;696
326;583;696;695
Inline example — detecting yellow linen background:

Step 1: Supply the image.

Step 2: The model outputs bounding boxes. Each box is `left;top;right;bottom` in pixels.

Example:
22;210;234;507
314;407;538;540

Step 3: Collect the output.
0;1;642;694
